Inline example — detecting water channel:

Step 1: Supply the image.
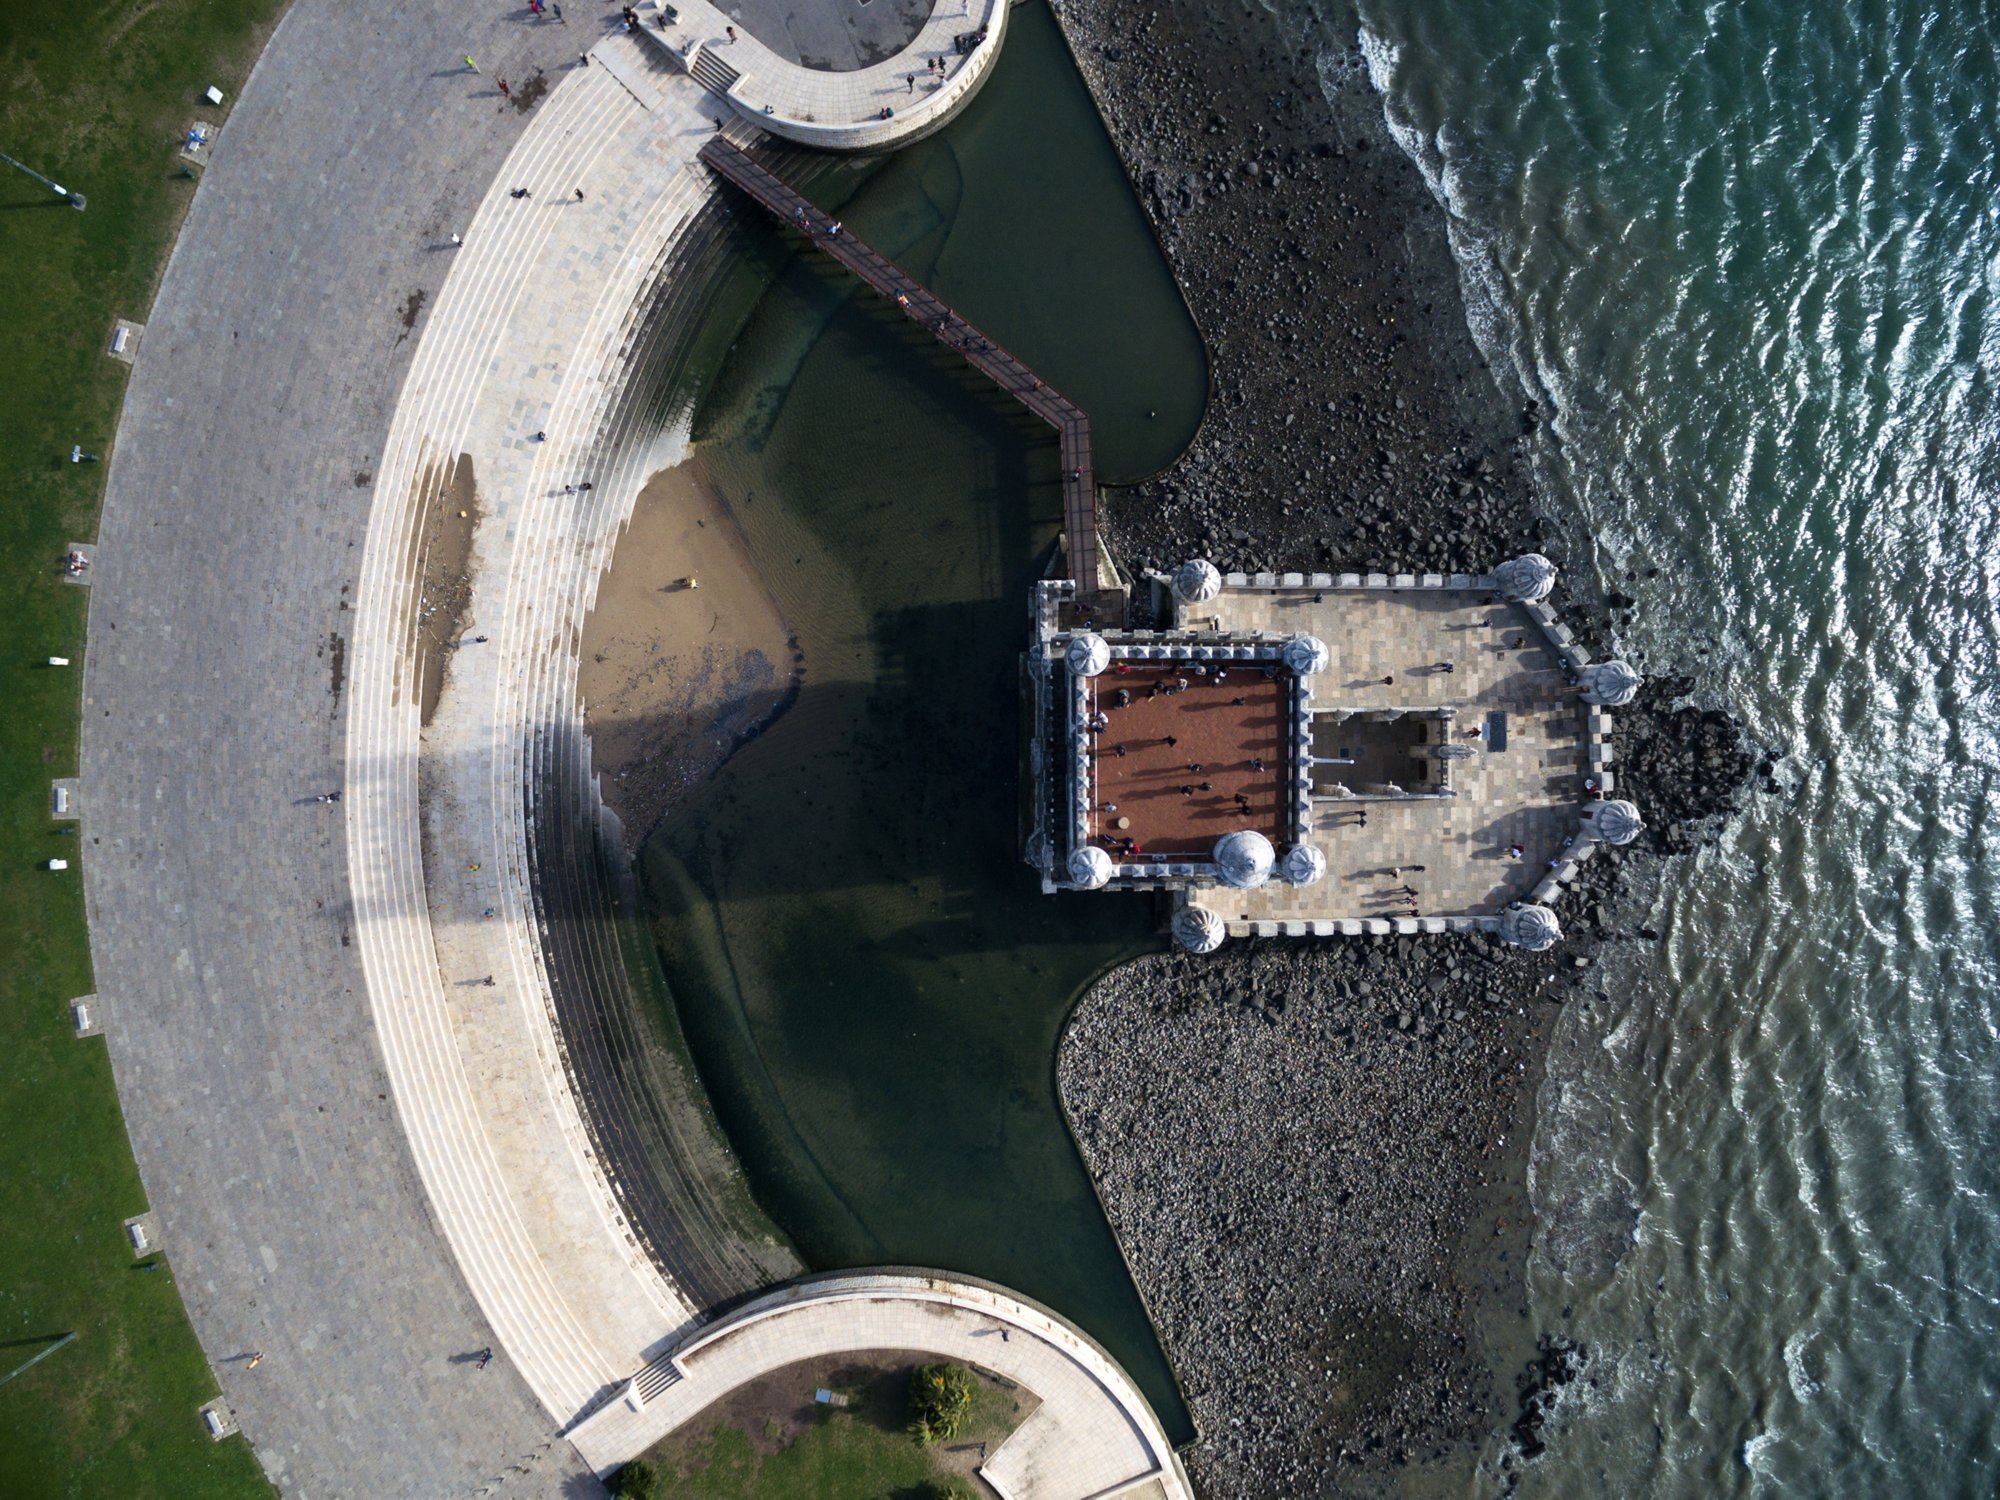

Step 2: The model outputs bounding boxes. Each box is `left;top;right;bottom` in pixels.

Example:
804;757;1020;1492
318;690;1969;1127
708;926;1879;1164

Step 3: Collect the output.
634;0;1205;1431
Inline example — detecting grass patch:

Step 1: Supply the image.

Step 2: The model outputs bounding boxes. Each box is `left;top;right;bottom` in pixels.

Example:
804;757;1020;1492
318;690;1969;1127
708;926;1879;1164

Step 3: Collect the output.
632;1352;1032;1500
0;2;282;1495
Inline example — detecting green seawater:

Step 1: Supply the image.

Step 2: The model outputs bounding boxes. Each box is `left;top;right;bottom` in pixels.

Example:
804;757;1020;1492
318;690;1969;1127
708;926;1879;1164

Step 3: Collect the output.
1338;0;2000;1491
640;0;1202;1431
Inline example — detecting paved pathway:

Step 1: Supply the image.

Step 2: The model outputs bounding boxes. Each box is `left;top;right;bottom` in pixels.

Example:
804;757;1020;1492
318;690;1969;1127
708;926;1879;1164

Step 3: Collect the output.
567;1272;1193;1497
644;0;1008;149
80;3;599;1494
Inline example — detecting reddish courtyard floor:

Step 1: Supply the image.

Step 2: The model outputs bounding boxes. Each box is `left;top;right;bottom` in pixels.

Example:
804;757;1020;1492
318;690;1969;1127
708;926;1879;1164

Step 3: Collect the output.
1084;664;1288;856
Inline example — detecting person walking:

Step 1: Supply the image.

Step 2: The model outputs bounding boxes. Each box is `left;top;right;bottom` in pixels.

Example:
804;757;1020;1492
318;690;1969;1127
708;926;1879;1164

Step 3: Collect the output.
246;1352;264;1369
465;55;480;73
475;1347;493;1369
573;187;585;201
448;232;463;247
497;77;510;97
509;187;531;200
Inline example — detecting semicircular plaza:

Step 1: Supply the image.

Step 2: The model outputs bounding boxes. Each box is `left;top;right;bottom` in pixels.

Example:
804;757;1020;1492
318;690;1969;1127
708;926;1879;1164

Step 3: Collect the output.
81;0;1181;1492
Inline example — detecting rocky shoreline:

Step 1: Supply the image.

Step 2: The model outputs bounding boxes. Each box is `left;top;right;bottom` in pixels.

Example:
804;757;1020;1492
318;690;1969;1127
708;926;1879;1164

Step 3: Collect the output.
1047;0;1758;1493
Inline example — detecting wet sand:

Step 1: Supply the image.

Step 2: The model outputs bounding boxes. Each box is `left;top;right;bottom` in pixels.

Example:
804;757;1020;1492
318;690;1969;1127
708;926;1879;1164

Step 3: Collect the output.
580;451;800;849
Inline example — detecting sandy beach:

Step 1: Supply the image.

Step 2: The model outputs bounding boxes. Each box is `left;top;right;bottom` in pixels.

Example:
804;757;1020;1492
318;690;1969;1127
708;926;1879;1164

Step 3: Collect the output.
580;451;800;849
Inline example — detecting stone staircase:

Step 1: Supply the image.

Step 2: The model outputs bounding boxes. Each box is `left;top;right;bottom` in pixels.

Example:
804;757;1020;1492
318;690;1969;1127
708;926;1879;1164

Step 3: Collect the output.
346;35;782;1426
687;45;740;98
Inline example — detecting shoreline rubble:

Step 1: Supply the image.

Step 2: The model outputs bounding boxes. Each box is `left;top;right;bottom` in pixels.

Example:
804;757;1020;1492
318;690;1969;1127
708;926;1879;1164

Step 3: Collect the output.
1046;0;1758;1490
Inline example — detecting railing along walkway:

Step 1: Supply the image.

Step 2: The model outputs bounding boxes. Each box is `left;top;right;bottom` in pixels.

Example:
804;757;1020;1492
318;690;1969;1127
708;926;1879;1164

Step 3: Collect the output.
699;137;1100;591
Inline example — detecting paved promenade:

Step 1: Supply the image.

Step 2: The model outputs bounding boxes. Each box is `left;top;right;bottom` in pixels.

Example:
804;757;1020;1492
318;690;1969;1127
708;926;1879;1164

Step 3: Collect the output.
79;0;1192;1491
643;0;1008;149
568;1272;1193;1497
80;4;599;1493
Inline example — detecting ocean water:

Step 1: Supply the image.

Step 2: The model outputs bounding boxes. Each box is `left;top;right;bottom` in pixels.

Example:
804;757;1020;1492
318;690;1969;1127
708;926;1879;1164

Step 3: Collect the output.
1327;0;2000;1491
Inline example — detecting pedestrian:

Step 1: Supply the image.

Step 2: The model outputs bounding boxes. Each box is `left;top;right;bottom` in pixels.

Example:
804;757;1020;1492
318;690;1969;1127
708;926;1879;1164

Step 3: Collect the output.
531;430;546;442
552;1;565;20
1438;660;1455;673
1181;785;1195;796
1381;674;1394;685
473;635;489;643
465;55;480;73
562;484;577;495
449;232;463;247
1508;845;1523;859
578;480;593;491
247;1352;264;1369
476;1347;493;1369
1232;695;1247;706
578;51;589;67
1199;781;1214;792
1165;735;1178;747
482;976;496;987
1101;802;1118;813
1114;745;1128;758
907;75;914;93
510;187;531;199
725;24;737;41
1389;867;1400;878
528;0;543;14
1250;757;1265;771
483;907;496;919
714;117;724;131
497;77;510;96
573;187;584;201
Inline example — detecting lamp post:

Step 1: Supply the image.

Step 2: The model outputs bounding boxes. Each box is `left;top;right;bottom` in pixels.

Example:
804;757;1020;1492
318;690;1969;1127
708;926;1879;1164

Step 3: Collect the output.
0;150;85;209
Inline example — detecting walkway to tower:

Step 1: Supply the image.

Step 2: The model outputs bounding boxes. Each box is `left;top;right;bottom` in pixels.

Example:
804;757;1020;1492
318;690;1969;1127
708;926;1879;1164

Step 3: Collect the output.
699;137;1105;597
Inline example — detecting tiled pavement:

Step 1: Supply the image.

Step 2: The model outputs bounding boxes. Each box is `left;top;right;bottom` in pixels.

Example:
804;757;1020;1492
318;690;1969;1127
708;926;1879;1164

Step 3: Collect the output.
1190;589;1590;927
79;3;600;1494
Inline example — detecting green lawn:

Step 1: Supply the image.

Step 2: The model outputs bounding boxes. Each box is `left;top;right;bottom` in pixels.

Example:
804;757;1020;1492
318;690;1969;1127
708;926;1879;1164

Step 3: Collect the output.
0;3;281;1495
633;1358;1025;1500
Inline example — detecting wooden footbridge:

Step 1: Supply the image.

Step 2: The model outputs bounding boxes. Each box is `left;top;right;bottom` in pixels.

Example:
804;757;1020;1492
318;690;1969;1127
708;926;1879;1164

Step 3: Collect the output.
700;137;1103;594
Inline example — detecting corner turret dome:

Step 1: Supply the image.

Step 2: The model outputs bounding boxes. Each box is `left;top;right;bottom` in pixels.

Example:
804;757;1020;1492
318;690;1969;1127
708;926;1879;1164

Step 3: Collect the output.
1494;553;1557;602
1170;559;1222;605
1171;904;1227;954
1212;829;1275;889
1498;902;1562;951
1578;659;1642;706
1067;845;1114;889
1064;633;1111;678
1583;798;1644;845
1282;634;1330;676
1279;843;1326;886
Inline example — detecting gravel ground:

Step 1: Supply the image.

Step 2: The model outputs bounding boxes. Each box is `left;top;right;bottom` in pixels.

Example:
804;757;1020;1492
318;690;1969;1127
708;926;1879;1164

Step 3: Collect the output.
1044;1;1762;1493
